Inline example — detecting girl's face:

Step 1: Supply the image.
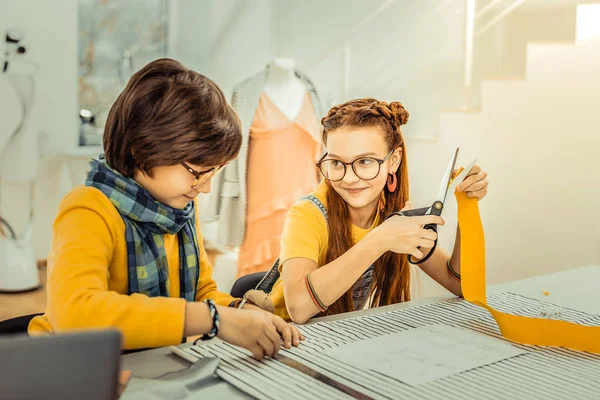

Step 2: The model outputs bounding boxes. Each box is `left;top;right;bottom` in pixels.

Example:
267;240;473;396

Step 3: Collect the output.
133;162;220;209
323;126;401;211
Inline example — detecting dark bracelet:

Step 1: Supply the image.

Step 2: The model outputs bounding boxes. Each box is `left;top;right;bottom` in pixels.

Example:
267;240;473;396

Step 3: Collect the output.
305;273;327;312
198;299;220;342
447;258;461;281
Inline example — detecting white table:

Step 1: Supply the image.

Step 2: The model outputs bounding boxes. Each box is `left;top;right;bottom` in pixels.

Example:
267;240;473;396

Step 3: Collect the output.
121;265;600;399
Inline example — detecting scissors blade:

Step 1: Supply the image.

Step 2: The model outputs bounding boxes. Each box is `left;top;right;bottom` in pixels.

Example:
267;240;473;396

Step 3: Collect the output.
397;206;432;217
435;148;460;204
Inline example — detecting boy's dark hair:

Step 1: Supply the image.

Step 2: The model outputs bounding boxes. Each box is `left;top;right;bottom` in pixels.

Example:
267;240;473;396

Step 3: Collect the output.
103;58;242;177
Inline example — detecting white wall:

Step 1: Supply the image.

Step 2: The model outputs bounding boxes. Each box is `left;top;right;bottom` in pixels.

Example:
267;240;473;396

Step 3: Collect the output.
168;0;213;74
497;5;578;79
170;0;274;97
209;0;274;98
269;1;587;138
272;0;466;126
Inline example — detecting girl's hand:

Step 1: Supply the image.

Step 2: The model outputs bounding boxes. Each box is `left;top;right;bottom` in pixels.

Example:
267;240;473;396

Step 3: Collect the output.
456;165;488;200
375;202;444;259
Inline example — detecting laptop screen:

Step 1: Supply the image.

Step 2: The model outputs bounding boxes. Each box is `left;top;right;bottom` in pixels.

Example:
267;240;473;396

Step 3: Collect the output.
0;330;121;400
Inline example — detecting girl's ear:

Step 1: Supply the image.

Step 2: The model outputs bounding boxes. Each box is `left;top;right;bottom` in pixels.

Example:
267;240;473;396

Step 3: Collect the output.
390;147;402;173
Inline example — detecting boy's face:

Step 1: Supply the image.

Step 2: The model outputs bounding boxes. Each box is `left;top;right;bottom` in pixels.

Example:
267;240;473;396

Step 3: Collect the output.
133;162;217;209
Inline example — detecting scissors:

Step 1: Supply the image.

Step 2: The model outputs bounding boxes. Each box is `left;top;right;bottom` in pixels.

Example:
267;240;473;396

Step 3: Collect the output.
386;147;477;265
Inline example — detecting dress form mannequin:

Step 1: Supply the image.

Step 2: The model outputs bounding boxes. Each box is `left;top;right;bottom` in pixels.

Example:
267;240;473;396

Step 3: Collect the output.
232;57;321;277
0;59;38;183
0;59;40;292
263;58;306;121
0;73;21;153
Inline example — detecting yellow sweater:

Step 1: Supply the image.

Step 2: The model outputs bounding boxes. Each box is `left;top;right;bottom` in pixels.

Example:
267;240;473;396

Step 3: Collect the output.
28;186;235;349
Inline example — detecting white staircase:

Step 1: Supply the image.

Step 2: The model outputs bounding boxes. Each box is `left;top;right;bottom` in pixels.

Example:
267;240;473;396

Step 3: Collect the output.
526;42;600;82
409;3;600;298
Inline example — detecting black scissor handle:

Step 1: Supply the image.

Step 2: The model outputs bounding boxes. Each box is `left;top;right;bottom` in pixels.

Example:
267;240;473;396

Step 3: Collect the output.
409;224;438;265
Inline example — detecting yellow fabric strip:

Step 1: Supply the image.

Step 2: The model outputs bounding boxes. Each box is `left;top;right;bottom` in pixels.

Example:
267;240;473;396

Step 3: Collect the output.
455;189;600;354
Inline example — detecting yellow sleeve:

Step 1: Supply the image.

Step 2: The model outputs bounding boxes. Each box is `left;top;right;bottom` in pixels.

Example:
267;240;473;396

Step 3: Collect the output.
279;200;328;267
40;188;186;350
193;200;237;306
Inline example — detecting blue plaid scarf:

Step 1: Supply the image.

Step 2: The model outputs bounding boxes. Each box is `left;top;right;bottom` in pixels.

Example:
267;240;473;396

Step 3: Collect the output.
85;157;199;301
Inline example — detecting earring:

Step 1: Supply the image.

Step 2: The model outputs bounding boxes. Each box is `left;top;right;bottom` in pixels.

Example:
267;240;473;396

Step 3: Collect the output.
387;173;398;192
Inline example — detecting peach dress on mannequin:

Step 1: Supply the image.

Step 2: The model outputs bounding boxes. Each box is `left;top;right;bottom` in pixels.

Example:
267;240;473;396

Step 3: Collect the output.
237;92;321;278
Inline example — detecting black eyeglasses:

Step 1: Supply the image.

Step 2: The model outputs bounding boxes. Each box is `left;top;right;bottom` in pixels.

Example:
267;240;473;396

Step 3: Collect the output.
181;162;223;189
316;149;395;182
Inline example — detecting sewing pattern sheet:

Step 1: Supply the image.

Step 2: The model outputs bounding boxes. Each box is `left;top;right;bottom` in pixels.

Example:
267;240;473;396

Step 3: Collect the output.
188;292;600;400
326;324;527;386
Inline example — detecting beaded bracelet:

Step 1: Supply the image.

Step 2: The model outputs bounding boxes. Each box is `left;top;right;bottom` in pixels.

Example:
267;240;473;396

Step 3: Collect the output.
199;299;220;341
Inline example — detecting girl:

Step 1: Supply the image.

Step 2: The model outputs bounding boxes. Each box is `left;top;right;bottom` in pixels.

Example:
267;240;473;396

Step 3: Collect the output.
29;58;302;358
270;98;489;323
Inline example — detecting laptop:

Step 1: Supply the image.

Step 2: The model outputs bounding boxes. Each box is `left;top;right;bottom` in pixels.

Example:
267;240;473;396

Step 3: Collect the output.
0;329;121;400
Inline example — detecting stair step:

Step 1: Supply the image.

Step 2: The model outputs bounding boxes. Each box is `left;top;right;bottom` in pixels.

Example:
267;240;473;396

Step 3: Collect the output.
481;79;600;112
526;42;600;82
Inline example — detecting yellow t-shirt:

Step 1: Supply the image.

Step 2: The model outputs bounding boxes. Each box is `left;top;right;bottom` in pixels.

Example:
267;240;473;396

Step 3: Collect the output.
270;181;379;321
28;186;235;349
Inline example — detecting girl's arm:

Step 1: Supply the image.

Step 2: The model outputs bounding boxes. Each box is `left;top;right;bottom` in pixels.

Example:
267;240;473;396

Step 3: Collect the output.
282;233;387;324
